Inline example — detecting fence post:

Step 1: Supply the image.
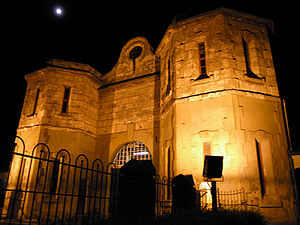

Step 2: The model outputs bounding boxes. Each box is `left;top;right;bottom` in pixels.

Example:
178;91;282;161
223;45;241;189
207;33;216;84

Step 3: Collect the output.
119;159;156;218
211;181;217;211
172;174;196;213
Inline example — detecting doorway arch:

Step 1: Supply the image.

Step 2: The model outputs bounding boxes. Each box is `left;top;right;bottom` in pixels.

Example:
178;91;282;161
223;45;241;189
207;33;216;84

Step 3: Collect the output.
113;142;152;168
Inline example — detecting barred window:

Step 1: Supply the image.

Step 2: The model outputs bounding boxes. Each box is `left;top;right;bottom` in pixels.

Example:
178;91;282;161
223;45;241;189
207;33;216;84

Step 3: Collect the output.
199;42;207;75
196;42;210;80
114;142;152;168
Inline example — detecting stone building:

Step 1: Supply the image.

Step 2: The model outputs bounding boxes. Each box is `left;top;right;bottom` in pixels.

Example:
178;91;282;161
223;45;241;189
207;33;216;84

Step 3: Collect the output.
5;7;298;224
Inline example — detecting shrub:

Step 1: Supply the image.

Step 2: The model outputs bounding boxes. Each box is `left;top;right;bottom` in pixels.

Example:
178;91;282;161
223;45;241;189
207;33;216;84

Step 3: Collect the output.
96;208;268;225
156;209;268;225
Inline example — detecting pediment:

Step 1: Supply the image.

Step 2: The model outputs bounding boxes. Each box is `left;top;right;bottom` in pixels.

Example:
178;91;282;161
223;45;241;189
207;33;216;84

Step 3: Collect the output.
103;37;158;85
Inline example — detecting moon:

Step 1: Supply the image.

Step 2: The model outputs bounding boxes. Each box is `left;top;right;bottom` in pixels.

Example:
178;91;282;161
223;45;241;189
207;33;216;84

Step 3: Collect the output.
55;7;63;15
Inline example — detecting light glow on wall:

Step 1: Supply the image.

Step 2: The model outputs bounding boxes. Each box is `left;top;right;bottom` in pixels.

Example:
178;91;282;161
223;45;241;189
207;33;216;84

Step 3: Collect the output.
200;181;212;208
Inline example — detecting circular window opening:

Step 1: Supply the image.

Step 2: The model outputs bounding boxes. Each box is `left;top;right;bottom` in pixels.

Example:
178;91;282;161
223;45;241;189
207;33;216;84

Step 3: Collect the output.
114;142;152;168
129;46;143;59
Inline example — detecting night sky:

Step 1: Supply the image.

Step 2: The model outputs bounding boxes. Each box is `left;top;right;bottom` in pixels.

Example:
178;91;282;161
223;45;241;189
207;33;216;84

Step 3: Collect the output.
1;0;299;166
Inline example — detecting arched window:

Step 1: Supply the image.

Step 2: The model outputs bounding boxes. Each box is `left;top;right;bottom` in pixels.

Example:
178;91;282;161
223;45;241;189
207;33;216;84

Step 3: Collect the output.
114;142;152;168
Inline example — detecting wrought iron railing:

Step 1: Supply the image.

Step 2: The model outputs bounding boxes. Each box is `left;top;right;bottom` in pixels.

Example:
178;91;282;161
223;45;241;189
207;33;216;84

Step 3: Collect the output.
0;137;173;225
217;188;247;210
0;136;250;225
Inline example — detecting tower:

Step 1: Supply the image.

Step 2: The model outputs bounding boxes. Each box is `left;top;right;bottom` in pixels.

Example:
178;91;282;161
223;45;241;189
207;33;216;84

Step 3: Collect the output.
156;8;297;224
3;60;103;218
15;59;102;159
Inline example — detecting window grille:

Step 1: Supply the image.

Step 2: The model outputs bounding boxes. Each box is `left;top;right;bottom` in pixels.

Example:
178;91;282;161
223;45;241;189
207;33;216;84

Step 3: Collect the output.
114;142;152;168
196;42;210;80
199;42;207;75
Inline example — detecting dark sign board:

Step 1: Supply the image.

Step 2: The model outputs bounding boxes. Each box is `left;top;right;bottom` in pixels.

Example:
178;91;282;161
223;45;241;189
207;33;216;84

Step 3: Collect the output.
203;156;223;179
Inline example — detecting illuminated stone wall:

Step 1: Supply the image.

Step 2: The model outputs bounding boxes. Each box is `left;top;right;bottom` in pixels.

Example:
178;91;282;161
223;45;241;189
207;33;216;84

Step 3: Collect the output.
8;8;297;225
96;37;160;168
156;8;297;224
17;60;102;159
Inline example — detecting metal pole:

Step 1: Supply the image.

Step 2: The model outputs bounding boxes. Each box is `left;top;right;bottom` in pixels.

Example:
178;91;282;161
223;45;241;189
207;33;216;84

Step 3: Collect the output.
211;181;217;211
282;99;300;223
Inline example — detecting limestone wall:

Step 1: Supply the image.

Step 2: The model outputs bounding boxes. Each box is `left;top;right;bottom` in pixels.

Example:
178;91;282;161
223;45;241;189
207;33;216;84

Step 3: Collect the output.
96;37;160;167
18;61;101;160
157;8;297;224
10;8;298;225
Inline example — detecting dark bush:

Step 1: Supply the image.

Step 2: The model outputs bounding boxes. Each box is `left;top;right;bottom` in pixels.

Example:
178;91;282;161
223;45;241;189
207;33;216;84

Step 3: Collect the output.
156;209;268;225
97;208;268;225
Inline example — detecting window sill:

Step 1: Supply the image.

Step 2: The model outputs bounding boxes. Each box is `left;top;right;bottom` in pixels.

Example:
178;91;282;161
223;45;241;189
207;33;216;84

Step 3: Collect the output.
58;112;70;117
190;74;213;84
195;73;211;80
244;74;266;85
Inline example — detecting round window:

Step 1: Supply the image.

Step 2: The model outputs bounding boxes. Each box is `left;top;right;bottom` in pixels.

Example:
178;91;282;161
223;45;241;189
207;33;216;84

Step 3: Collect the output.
129;46;143;59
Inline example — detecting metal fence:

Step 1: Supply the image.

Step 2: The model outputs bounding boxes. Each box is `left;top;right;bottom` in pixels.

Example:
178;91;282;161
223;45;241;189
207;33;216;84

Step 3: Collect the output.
217;188;247;210
199;187;247;211
199;189;212;210
0;137;173;225
0;137;249;225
